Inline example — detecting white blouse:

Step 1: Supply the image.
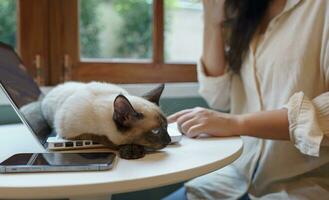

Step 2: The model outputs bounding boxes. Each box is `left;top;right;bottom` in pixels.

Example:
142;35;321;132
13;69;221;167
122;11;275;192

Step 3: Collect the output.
186;0;329;199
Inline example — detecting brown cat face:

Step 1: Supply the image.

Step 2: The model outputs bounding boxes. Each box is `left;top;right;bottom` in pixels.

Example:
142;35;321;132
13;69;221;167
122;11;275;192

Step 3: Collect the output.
112;84;171;150
132;111;170;150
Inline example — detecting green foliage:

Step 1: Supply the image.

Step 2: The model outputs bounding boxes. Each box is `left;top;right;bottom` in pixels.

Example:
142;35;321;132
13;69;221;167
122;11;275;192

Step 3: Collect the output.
79;0;176;58
80;0;103;58
0;0;17;47
113;0;152;58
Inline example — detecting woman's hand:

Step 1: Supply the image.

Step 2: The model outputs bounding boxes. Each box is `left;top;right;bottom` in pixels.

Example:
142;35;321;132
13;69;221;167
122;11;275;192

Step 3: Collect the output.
167;107;243;138
168;107;290;140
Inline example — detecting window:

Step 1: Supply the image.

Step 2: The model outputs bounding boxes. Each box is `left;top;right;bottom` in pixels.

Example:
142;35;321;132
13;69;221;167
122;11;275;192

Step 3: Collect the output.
79;0;153;60
1;0;203;85
165;0;203;63
0;0;17;48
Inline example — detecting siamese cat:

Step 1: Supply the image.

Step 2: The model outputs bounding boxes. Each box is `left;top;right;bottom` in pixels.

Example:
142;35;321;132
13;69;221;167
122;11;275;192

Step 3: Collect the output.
41;82;170;159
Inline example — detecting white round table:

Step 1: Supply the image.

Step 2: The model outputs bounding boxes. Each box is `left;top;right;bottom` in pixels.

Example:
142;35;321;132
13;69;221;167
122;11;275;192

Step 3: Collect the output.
0;124;243;200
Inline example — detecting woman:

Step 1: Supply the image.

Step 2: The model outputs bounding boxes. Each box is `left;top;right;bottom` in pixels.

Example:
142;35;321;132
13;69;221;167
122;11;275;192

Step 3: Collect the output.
165;0;329;199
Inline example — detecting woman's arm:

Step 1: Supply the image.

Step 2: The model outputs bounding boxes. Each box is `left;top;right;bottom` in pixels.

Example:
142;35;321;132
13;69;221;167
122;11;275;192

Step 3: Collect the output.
197;0;232;111
167;107;289;140
202;0;227;76
239;109;289;140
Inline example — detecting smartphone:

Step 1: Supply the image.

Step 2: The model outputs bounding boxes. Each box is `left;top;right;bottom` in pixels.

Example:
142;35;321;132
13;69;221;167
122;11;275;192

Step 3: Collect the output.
0;152;116;173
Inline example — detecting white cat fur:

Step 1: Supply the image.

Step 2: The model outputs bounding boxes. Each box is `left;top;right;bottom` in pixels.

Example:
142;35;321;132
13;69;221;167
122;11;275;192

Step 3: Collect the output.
41;81;162;145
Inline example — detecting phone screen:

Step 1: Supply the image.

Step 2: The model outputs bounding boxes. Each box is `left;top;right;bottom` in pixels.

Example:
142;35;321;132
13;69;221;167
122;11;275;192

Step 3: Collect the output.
0;152;116;173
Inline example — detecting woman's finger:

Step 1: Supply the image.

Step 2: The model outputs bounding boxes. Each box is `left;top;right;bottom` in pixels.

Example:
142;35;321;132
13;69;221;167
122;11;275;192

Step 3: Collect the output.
176;111;198;127
186;124;205;138
180;117;198;134
167;109;193;123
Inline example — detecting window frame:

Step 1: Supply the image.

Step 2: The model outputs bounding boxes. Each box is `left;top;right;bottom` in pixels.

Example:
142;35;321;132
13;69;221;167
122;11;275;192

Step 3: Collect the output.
18;0;198;85
18;0;50;85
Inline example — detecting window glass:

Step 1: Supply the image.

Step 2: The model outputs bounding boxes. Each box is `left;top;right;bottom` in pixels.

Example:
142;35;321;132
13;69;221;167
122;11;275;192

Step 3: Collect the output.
79;0;153;60
0;0;17;48
165;0;203;63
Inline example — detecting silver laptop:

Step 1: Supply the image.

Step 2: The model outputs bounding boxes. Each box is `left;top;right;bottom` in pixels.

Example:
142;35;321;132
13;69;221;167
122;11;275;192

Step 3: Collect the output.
0;42;105;150
0;42;181;151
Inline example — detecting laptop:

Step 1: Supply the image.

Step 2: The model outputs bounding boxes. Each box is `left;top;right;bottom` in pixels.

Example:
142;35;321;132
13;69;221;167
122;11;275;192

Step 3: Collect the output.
0;42;182;151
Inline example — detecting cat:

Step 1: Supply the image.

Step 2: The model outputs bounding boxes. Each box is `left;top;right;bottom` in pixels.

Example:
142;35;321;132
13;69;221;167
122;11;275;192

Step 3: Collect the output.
41;81;171;159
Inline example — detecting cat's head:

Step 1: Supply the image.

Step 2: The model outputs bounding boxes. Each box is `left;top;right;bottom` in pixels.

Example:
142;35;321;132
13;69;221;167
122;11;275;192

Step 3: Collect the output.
112;84;171;150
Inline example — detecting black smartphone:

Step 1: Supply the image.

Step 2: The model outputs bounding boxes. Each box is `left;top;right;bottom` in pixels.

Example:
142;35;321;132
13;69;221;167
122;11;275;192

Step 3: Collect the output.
0;152;116;173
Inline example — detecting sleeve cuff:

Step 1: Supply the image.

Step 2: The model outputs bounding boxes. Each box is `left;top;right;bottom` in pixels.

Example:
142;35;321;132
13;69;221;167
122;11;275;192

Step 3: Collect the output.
197;59;232;110
286;92;324;157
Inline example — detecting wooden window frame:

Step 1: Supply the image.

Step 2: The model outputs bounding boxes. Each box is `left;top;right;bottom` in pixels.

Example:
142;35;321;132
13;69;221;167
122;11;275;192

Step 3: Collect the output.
18;0;50;85
18;0;198;85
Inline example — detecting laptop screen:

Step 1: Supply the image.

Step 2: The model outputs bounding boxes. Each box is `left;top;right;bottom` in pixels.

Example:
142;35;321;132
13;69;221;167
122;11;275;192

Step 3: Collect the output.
0;42;51;146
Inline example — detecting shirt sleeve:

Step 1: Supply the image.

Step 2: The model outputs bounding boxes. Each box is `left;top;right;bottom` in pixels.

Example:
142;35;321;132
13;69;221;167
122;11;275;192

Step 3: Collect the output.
197;59;232;111
285;41;329;157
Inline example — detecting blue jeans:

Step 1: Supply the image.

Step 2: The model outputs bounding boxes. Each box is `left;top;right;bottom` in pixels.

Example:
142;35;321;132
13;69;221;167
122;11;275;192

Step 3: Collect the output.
162;186;250;200
162;187;187;200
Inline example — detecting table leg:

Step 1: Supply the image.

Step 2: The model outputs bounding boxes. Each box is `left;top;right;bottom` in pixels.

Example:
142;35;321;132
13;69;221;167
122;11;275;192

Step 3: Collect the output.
69;194;111;200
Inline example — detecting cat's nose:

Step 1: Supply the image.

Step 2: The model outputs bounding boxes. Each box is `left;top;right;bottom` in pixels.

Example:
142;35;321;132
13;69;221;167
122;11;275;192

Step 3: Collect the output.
162;132;171;145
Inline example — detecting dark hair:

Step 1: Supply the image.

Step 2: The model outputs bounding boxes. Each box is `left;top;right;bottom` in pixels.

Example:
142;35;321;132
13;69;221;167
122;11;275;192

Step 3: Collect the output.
223;0;273;73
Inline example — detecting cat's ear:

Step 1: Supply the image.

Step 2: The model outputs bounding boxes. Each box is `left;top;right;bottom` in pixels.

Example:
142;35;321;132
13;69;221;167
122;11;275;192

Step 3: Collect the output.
142;84;164;106
113;95;143;131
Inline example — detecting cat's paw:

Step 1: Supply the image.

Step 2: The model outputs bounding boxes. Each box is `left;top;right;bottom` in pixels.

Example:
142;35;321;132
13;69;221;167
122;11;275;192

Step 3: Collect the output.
119;144;145;159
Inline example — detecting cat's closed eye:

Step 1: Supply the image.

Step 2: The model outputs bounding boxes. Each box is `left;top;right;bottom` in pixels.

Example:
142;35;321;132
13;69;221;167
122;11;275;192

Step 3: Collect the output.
151;128;160;135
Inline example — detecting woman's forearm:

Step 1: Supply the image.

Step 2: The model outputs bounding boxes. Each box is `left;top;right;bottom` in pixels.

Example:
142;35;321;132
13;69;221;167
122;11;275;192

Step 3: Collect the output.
202;24;226;76
238;109;290;140
202;0;227;76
